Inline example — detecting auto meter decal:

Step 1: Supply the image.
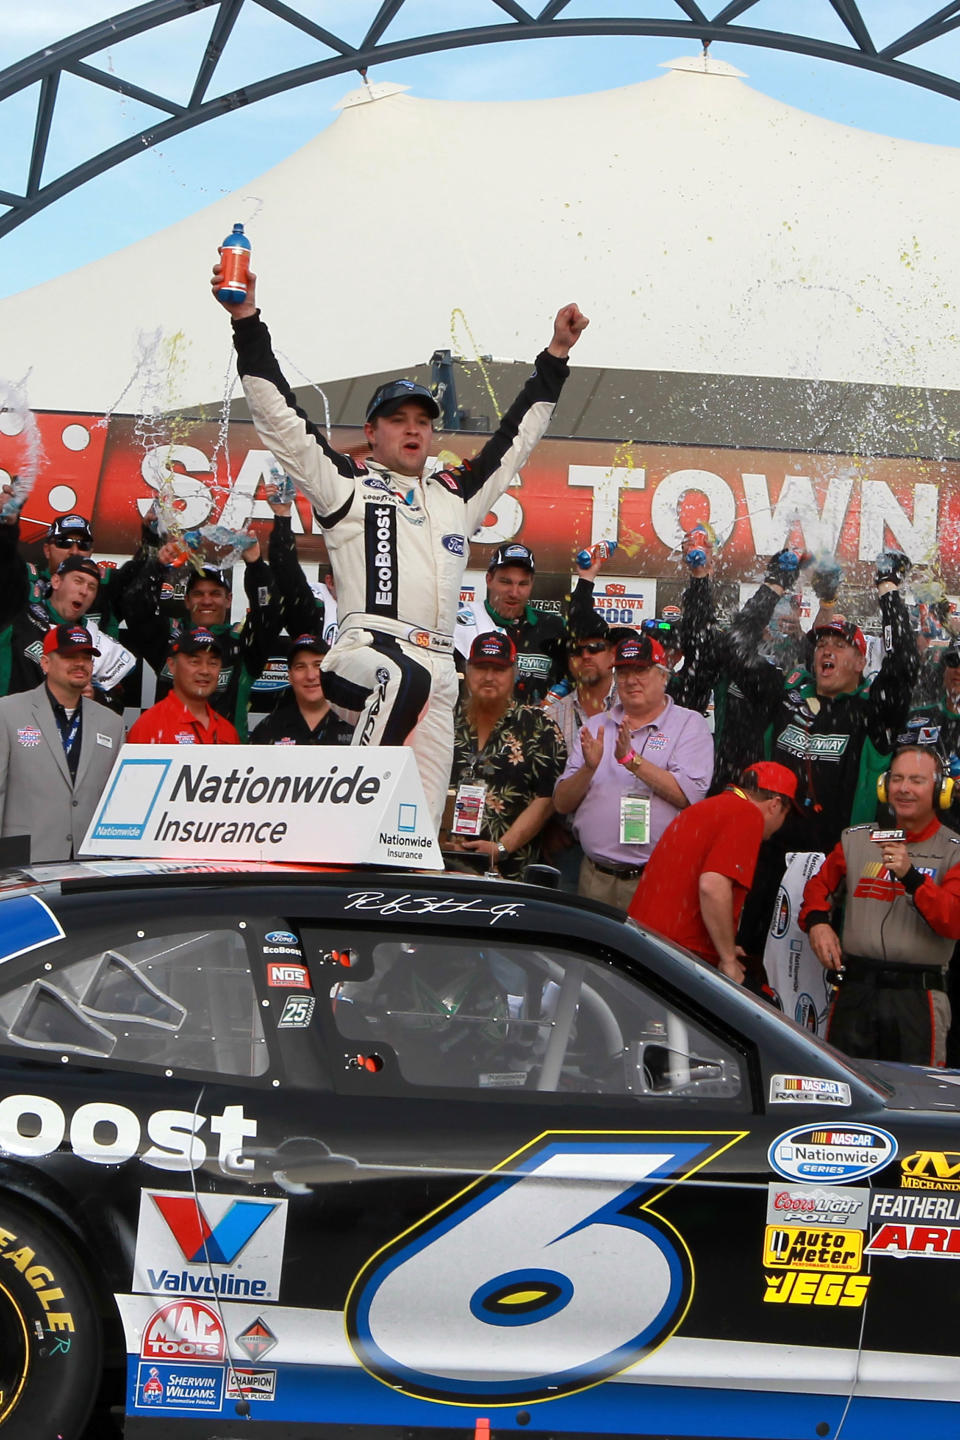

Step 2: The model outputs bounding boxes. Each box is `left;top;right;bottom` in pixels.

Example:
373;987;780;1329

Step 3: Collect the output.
133;1190;287;1301
768;1124;897;1184
346;1130;744;1405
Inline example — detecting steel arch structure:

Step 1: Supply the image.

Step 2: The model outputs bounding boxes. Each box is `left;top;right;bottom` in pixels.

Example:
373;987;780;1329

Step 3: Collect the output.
2;0;960;239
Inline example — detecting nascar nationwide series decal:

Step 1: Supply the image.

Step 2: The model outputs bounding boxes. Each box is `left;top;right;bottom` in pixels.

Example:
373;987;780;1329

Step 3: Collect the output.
768;1124;897;1183
346;1130;744;1405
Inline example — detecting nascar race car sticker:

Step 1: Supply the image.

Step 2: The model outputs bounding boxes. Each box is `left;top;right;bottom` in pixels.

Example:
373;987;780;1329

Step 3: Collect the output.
0;1095;258;1173
768;1124;897;1184
900;1150;960;1190
766;1184;869;1229
768;1075;851;1106
133;1190;287;1302
346;1129;745;1406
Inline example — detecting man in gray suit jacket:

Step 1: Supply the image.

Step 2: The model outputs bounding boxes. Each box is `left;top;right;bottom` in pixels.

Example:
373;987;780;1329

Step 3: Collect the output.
0;624;124;862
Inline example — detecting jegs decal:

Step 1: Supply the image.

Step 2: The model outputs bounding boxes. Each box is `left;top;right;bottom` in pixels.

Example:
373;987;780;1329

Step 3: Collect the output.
346;1130;743;1405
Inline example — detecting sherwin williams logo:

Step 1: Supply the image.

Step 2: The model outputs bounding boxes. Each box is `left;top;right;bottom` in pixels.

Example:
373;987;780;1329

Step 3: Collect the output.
134;1190;288;1301
154;1194;275;1264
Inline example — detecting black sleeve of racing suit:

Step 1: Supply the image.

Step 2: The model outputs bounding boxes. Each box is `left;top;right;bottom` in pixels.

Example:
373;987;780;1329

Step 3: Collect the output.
457;350;569;504
867;587;921;754
120;556;172;674
672;574;720;713
239;554;283;681
722;581;789;711
565;577;601;635
0;521;29;628
268;513;323;639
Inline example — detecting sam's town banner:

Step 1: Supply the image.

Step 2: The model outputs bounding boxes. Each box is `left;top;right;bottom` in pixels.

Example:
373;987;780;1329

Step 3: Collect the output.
2;411;959;584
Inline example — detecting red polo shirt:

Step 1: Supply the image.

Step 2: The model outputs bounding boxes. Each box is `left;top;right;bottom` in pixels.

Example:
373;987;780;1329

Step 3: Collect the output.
629;788;765;964
127;692;239;746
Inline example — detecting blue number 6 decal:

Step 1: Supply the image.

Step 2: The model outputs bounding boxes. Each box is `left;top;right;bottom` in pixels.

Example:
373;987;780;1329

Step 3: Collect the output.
347;1130;743;1404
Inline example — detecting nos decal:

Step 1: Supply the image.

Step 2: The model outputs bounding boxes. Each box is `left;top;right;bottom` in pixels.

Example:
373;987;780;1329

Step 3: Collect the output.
346;1129;743;1405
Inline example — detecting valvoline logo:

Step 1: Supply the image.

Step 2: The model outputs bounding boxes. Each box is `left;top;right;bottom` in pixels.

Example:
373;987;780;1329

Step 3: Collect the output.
442;533;465;555
265;930;298;946
153;1194;275;1265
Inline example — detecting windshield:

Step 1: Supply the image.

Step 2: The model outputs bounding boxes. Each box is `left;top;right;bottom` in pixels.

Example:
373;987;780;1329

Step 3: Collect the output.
626;920;894;1100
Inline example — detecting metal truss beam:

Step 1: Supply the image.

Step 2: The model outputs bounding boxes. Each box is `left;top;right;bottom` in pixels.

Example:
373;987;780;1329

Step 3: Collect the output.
2;0;960;238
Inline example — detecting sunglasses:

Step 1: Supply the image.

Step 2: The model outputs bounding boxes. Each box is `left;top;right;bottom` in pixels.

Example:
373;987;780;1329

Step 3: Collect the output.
568;640;608;657
52;538;93;552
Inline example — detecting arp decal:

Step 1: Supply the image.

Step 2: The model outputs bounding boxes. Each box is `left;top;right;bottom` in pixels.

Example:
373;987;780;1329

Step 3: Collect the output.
134;1190;287;1301
866;1223;960;1258
768;1124;897;1184
346;1130;744;1405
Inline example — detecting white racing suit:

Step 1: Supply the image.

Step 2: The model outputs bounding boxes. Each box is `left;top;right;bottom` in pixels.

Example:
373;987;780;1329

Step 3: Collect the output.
233;314;570;826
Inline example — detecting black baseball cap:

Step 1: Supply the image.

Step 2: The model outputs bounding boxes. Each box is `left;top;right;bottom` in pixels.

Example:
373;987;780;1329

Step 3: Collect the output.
289;632;329;659
365;379;440;424
55;555;101;582
46;514;93;547
171;627;223;657
185;564;231;594
488;543;535;574
567;610;609;646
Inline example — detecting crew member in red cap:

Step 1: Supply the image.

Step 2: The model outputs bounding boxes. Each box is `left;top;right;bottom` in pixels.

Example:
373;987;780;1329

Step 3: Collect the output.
213;258;587;829
629;762;796;982
447;632;566;879
127;630;239;745
554;632;713;909
0;624;123;862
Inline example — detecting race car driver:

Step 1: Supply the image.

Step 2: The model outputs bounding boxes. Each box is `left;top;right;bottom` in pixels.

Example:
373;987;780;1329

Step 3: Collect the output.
212;262;588;825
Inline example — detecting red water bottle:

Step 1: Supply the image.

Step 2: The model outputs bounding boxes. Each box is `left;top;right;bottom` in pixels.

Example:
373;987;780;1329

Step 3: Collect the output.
217;223;251;304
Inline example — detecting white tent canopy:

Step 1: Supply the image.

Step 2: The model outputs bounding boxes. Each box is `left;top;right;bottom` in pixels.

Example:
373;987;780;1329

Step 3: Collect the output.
3;54;960;414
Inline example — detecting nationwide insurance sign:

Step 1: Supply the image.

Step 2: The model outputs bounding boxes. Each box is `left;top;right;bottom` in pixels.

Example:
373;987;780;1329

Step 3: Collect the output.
80;746;440;868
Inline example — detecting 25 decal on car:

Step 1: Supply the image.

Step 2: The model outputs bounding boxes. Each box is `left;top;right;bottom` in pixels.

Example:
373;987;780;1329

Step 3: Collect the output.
346;1130;743;1405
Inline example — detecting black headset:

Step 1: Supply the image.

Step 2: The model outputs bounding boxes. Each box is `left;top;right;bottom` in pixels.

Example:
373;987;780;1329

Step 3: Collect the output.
877;747;954;811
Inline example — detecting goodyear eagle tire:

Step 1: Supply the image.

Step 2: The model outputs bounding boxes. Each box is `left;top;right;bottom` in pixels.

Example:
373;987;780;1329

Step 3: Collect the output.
0;1199;102;1438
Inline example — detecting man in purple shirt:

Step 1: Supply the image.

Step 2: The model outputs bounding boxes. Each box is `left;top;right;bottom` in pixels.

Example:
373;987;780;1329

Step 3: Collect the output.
554;632;714;910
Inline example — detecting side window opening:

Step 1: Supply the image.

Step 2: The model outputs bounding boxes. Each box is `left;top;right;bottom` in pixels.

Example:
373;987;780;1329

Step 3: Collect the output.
0;928;269;1077
329;938;744;1101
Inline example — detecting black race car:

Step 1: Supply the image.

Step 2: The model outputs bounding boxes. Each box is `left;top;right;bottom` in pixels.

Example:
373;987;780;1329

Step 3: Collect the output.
0;858;956;1440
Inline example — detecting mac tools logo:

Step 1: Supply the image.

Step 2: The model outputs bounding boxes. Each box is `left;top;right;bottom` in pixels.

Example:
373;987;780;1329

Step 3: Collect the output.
134;1190;288;1301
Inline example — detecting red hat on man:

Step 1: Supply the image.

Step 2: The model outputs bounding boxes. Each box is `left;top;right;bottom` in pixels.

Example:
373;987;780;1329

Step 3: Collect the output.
469;632;518;667
43;623;100;657
743;761;800;806
812;616;867;660
613;632;668;670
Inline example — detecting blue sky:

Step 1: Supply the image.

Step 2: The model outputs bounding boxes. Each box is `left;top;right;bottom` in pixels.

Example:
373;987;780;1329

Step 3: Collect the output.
2;1;960;300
